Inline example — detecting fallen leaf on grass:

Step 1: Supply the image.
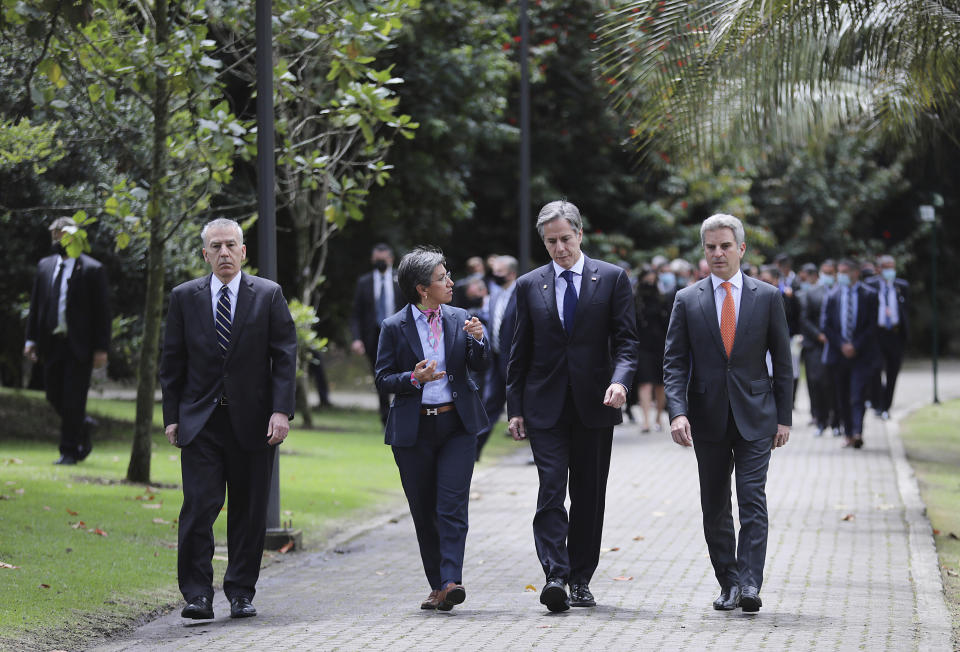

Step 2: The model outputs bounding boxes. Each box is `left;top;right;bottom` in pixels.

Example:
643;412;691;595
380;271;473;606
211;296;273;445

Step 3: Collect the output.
66;508;78;516
152;518;169;525
5;458;24;465
934;529;941;535
92;528;108;537
15;488;25;495
1;561;19;569
142;503;162;509
947;569;959;577
168;455;178;462
71;521;86;529
613;576;634;581
841;513;855;521
524;584;538;592
278;540;294;554
950;532;959;540
39;584;50;589
43;506;51;511
0;495;11;501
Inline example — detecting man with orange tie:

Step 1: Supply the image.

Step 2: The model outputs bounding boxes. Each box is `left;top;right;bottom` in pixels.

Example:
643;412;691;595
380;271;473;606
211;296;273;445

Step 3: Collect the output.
663;214;793;614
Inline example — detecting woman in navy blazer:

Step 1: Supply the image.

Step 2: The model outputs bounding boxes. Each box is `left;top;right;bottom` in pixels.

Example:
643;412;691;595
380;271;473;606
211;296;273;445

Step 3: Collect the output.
375;246;489;612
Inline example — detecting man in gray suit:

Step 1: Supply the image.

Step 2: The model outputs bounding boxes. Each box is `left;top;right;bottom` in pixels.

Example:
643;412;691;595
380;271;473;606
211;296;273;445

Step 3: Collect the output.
663;214;792;613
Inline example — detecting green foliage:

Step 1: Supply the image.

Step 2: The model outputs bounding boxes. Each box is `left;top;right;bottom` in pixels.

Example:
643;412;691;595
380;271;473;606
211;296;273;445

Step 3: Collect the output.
0;118;64;174
287;298;328;379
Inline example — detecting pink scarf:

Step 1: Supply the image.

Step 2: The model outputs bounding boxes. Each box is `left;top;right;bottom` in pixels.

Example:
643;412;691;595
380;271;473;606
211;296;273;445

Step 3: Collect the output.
417;305;443;353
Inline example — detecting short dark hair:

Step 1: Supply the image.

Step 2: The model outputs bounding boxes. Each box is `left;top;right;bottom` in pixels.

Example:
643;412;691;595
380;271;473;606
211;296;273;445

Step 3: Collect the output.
397;246;446;305
372;243;393;256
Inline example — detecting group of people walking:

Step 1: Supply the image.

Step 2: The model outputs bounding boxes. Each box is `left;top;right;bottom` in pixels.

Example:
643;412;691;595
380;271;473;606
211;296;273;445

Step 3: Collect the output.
22;201;907;621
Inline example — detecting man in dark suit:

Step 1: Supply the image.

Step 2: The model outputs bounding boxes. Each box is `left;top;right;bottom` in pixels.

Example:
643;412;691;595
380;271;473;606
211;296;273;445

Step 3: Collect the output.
507;200;638;613
476;255;518;460
663;214;792;614
797;262;836;436
822;259;880;448
159;218;297;620
867;254;909;420
350;243;402;423
24;217;110;465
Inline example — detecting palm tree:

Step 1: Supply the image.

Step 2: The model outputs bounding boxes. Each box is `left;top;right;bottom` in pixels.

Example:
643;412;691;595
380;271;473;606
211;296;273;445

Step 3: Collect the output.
596;0;960;162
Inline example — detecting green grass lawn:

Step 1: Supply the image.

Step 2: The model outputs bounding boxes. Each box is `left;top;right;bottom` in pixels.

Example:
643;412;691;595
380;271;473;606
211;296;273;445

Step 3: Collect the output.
0;387;523;650
899;399;960;647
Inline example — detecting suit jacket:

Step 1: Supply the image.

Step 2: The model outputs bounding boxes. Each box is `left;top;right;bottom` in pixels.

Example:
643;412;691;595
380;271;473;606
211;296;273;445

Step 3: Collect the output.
866;276;909;341
159;272;297;451
663;274;793;442
350;269;403;356
821;282;880;366
26;253;111;362
375;304;489;446
797;283;828;350
506;255;639;430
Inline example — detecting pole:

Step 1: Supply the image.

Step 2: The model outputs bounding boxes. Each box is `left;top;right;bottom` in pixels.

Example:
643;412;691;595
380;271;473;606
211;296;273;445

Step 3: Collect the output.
931;216;939;404
518;0;531;273
256;0;284;536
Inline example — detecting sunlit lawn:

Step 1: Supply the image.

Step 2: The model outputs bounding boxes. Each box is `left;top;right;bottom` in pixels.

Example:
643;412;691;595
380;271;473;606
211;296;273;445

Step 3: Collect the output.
0;387;522;649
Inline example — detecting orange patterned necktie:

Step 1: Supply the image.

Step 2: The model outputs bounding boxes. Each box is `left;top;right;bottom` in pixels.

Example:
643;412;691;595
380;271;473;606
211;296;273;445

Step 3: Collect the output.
720;281;735;357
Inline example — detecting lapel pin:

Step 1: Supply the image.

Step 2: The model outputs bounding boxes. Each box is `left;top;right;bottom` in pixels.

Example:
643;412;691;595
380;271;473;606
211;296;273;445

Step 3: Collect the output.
591;277;598;281
543;284;548;289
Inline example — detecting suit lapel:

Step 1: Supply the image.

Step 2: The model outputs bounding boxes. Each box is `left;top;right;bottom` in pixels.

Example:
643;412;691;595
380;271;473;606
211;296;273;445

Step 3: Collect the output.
537;264;564;333
572;256;599;337
400;305;425;360
735;275;758;356
226;273;255;360
697;278;727;358
442;306;458;360
193;275;218;352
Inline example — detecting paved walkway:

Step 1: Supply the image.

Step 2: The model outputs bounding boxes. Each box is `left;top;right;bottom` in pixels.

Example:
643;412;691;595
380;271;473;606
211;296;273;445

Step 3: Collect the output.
92;361;959;651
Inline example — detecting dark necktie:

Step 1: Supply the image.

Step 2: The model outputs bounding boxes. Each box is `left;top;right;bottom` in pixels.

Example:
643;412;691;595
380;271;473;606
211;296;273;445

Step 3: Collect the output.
47;261;64;332
560;269;577;334
843;287;854;341
216;286;232;354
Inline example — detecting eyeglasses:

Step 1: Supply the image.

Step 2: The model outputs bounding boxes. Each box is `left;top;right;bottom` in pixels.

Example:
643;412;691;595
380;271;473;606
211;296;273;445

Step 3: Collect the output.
433;272;452;283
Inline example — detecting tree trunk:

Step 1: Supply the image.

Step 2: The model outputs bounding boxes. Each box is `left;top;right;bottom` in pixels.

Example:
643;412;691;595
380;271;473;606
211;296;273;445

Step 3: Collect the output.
127;0;169;484
295;374;312;428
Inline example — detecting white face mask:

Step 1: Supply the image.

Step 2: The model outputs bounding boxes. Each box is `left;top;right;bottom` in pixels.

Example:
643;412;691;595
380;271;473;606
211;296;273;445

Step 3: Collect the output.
881;268;896;282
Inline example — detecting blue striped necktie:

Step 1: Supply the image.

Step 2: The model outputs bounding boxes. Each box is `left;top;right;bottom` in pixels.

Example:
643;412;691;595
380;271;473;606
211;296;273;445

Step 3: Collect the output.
216;286;232;354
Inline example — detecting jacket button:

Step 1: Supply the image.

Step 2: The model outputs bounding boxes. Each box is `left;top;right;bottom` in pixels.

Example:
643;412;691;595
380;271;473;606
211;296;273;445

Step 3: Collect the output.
448;375;454;381
452;392;458;398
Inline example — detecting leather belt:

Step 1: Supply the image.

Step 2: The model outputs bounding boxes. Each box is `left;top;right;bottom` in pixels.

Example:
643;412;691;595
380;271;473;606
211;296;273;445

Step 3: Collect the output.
420;403;455;416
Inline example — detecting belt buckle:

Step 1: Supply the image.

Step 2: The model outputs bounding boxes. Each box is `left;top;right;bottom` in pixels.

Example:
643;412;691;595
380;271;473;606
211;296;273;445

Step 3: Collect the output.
425;407;438;416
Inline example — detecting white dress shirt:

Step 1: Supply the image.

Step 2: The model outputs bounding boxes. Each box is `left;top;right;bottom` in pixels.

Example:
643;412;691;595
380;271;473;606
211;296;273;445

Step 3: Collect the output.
52;256;77;334
710;269;743;327
374;269;395;314
877;280;899;327
210;273;241;323
552;254;585;328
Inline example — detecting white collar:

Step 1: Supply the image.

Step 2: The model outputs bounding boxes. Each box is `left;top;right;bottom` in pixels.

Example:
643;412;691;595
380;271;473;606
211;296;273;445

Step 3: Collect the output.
711;269;743;292
211;272;242;297
552;253;585;278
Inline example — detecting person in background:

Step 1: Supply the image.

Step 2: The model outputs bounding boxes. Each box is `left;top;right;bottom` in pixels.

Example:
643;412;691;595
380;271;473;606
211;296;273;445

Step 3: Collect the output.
632;265;670;433
821;259;879;448
477;255;518;460
797;263;832;436
350;243;402;424
24;216;110;465
867;254;909;420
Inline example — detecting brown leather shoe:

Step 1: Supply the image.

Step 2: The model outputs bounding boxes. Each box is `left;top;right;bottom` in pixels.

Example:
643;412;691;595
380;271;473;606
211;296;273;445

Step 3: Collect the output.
436;582;466;611
421;589;442;610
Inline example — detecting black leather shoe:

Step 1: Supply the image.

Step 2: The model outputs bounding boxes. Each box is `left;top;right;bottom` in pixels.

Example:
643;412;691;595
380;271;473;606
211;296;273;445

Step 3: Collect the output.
740;585;762;612
540;578;569;613
712;586;741;610
230;596;257;618
181;596;214;619
54;455;77;465
569;583;596;607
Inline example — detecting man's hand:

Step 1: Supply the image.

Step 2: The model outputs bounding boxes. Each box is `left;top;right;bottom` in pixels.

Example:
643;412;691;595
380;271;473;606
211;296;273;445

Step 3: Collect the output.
93;350;108;369
772;424;790;450
508;416;527;441
602;383;628;409
266;412;290;445
413;359;446;385
23;343;37;363
841;342;856;358
165;423;179;447
350;339;366;356
670;415;693;447
817;332;827;344
463;316;484;341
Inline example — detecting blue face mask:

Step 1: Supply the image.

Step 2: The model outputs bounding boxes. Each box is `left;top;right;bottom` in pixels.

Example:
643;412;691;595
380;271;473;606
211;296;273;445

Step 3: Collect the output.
659;272;676;290
819;274;835;287
836;272;851;287
881;268;896;282
800;281;813;292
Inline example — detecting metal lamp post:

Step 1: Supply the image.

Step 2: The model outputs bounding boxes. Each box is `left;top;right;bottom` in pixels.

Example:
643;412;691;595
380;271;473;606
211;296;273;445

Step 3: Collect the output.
918;204;939;404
